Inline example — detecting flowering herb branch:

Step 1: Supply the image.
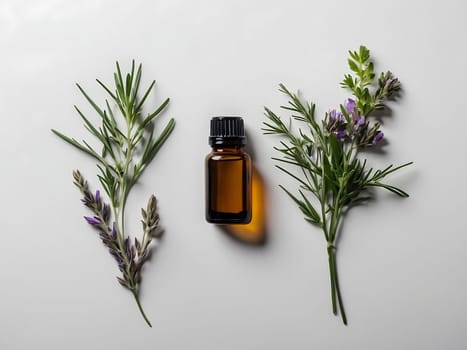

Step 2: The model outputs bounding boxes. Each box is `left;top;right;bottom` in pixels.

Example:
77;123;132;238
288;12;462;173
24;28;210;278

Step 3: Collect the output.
52;61;175;327
263;46;412;324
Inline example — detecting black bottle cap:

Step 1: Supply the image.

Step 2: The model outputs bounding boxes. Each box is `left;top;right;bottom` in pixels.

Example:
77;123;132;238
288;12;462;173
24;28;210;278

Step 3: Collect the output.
209;116;246;146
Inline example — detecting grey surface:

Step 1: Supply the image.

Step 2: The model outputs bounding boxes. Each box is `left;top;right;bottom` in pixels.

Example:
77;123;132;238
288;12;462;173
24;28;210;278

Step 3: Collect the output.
1;0;466;349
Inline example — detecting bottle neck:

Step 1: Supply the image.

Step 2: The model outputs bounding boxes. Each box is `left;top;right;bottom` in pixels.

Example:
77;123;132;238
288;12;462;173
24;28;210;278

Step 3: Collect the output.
211;145;245;153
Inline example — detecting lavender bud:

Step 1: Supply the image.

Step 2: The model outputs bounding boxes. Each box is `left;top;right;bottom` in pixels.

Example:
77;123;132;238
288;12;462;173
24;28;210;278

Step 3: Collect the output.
84;216;100;226
329;109;344;123
124;238;135;261
124;238;131;257
354;116;365;130
99;232;110;244
109;249;120;261
147;195;156;214
344;98;356;114
117;277;129;289
335;130;347;142
81;190;94;208
372;130;384;145
101;204;110;223
110;222;117;239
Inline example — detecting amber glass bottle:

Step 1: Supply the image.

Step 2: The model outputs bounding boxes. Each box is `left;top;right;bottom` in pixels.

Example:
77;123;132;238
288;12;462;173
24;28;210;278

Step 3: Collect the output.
205;117;252;224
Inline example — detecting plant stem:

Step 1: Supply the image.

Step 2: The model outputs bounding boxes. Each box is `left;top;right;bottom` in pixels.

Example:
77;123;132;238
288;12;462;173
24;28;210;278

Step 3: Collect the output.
327;244;337;315
333;251;347;325
132;290;152;327
326;186;347;325
327;244;347;325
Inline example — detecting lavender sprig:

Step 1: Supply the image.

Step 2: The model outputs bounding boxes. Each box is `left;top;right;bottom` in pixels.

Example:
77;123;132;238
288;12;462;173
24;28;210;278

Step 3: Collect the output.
263;46;412;325
74;170;159;325
53;61;175;327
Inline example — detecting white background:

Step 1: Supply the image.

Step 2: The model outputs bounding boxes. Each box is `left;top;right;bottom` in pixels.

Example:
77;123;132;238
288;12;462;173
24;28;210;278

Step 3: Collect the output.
1;0;466;349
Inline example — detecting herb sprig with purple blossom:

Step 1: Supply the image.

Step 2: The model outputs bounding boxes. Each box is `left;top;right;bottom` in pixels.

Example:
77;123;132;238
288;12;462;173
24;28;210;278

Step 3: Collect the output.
52;61;175;327
263;46;412;324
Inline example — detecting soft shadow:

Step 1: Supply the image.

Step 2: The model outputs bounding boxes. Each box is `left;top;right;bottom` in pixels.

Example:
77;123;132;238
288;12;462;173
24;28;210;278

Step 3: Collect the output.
333;160;416;247
361;86;404;155
360;139;389;155
220;166;269;246
333;189;375;247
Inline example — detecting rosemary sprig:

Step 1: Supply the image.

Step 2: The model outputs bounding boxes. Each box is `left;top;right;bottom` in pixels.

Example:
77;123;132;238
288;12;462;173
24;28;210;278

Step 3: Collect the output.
52;60;175;327
263;46;412;325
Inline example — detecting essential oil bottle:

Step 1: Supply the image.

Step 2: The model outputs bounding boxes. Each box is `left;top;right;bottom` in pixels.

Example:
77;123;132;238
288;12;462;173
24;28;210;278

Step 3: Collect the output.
205;116;252;224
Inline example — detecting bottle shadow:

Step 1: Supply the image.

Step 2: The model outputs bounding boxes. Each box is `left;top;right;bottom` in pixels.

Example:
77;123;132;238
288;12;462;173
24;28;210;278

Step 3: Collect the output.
218;166;269;246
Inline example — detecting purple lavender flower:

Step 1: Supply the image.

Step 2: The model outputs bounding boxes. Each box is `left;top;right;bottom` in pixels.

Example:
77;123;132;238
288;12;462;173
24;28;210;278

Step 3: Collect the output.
102;204;110;223
335;130;347;142
344;98;356;113
372;130;384;145
109;249;125;272
80;191;95;209
354;116;365;130
386;76;400;92
329;109;344;122
326;108;350;143
110;222;117;239
99;231;110;245
95;190;101;204
84;216;100;225
125;237;135;261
